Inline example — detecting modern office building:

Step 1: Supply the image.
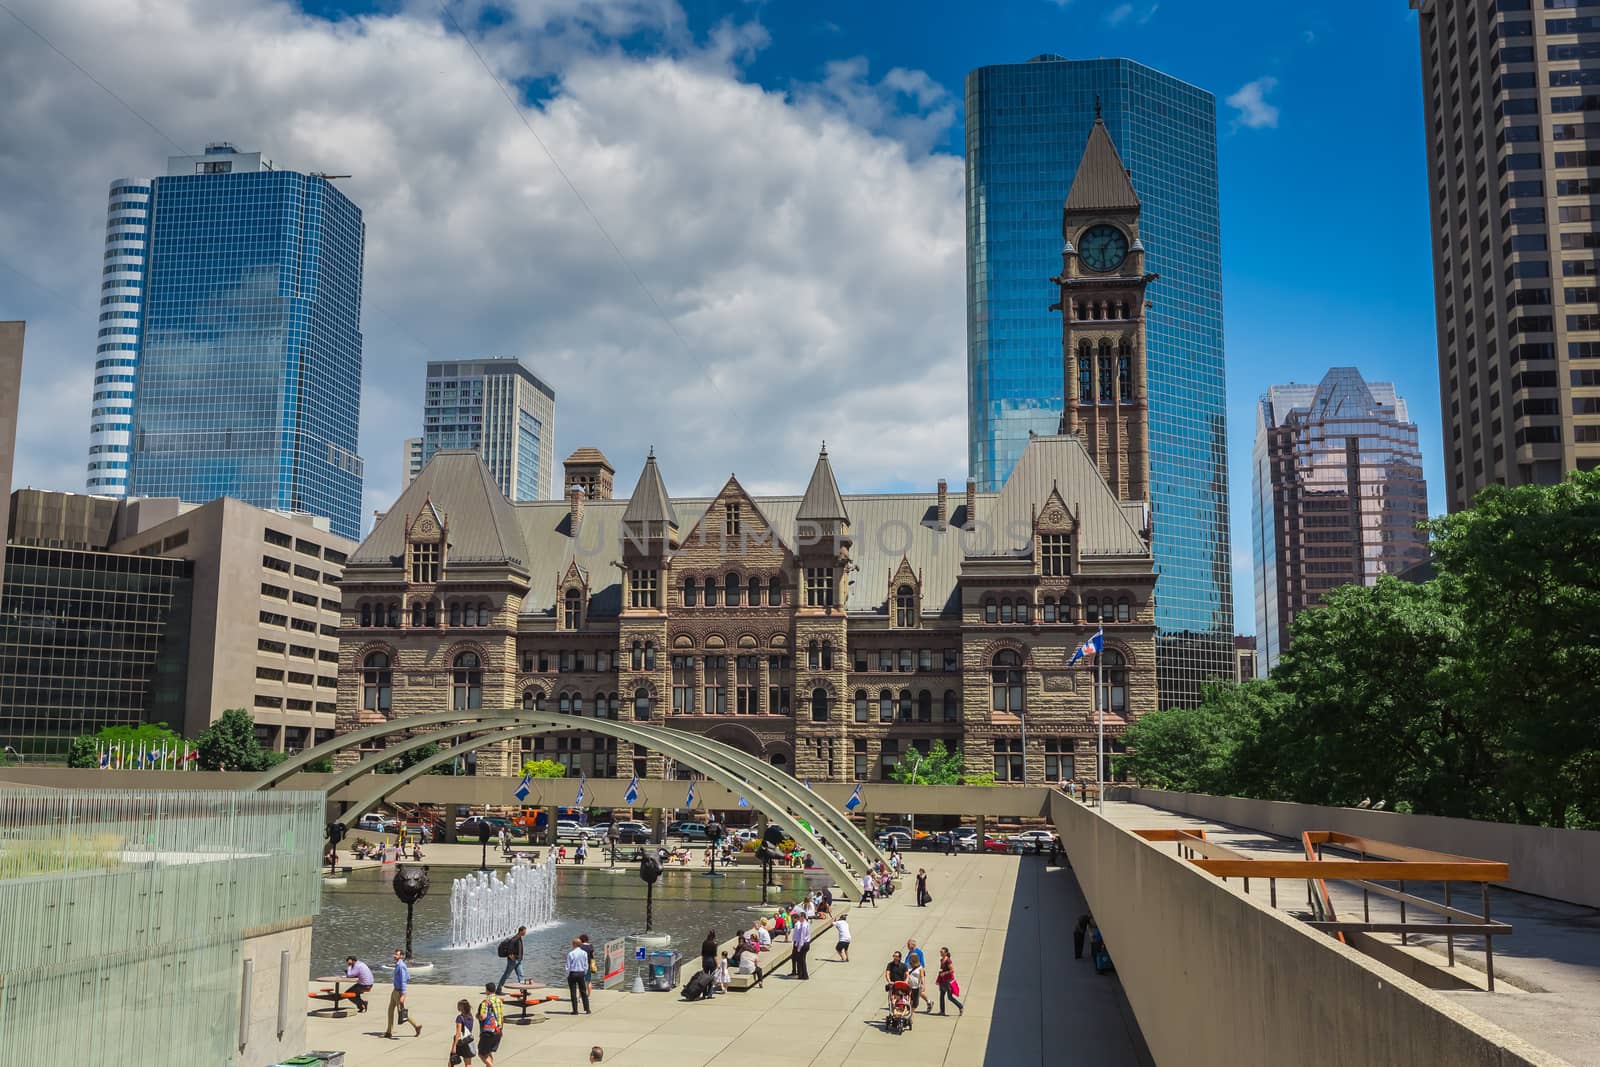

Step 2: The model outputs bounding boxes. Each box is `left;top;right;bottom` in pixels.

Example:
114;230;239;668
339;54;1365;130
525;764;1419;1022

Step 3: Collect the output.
419;358;556;501
965;56;1232;707
1409;0;1600;510
403;436;424;489
6;489;353;752
109;143;366;539
1233;635;1258;683
1252;368;1430;670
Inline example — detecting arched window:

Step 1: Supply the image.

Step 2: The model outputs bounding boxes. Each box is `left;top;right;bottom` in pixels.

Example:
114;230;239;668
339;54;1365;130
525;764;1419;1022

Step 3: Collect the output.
991;649;1024;714
984;598;998;624
1078;340;1093;404
917;690;932;722
725;573;741;606
1042;598;1057;623
644;641;656;670
1118;341;1133;403
1085;597;1100;623
425;601;437;627
565;590;581;629
411;601;423;628
683;579;698;607
572;691;584;716
896;585;917;628
1063;595;1078;622
1120;301;1130;319
631;641;643;671
808;639;820;671
608;692;620;719
520;689;537;711
1017;600;1031;624
633;687;652;720
1000;599;1014;624
1074;300;1085;319
387;603;400;628
943;689;959;722
898;689;913;722
362;652;391;712
768;576;782;605
452;651;482;710
449;602;463;627
1098;340;1114;404
558;691;571;714
810;687;829;722
1117;597;1131;622
748;576;762;606
854;689;869;723
478;602;491;627
703;577;718;607
1096;649;1128;714
360;603;372;628
821;640;834;670
1092;301;1102;320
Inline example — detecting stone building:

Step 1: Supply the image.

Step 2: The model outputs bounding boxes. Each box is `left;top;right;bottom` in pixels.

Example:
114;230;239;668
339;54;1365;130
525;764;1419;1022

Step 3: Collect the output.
334;434;1156;784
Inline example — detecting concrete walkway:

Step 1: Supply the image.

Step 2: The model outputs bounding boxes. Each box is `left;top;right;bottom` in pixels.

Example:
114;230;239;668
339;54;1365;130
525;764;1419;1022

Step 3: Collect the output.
306;852;1150;1066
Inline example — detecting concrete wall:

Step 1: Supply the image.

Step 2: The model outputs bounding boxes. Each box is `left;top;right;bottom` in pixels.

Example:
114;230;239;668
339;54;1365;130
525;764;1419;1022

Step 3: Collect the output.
1049;792;1565;1067
238;923;312;1067
1126;789;1600;909
0;321;22;594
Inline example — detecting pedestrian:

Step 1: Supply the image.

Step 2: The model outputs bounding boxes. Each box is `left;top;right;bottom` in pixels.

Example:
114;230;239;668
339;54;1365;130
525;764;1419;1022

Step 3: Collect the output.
915;867;930;907
383;948;423;1039
936;947;964;1016
790;911;811;979
449;998;476;1065
859;871;875;907
906;946;926;1013
882;950;908;1009
833;914;852;962
714;952;731;994
566;937;592;1013
700;929;719;975
590;1047;604;1063
1073;914;1091;960
495;925;527;994
906;939;926;972
579;933;596;993
344;955;374;1013
945;833;955;856
476;983;504;1067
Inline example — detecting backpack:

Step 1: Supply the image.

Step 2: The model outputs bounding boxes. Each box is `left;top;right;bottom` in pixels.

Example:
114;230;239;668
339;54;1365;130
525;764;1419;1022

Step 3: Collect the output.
497;938;515;959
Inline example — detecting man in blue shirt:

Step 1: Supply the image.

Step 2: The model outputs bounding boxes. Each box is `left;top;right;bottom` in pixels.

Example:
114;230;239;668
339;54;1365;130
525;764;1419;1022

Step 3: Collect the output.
384;949;423;1038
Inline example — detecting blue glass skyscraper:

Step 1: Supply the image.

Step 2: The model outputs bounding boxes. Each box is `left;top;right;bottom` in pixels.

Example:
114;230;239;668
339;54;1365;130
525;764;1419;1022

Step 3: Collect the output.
122;144;366;540
966;56;1232;707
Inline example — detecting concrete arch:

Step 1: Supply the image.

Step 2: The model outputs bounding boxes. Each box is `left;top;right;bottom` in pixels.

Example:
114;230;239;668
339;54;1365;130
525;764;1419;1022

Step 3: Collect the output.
250;709;881;880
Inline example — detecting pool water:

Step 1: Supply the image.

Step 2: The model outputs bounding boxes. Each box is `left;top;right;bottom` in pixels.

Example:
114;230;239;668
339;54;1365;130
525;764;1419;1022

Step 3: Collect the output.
313;861;823;986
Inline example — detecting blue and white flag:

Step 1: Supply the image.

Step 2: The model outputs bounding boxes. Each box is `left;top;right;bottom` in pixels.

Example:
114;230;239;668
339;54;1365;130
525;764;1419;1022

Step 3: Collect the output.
513;774;532;802
685;780;696;809
624;775;640;806
737;796;750;808
98;749;110;768
803;779;813;791
575;776;587;807
145;748;158;767
844;783;863;812
1069;627;1105;667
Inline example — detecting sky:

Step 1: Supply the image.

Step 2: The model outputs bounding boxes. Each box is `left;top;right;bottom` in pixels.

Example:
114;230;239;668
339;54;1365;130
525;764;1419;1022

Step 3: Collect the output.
0;0;1437;634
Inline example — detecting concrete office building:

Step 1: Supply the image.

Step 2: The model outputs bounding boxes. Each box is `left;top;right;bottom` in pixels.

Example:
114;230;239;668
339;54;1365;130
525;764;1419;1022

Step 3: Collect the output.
6;489;354;752
1409;0;1600;510
965;56;1233;708
1252;368;1430;670
403;436;424;489
419;358;556;501
0;322;22;593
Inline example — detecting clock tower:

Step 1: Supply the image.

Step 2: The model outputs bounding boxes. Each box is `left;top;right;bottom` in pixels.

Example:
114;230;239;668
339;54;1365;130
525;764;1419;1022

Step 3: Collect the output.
1052;109;1155;505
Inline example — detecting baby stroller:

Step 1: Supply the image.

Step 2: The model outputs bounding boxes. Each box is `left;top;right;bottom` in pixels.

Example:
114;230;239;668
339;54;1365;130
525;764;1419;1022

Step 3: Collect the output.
886;980;914;1034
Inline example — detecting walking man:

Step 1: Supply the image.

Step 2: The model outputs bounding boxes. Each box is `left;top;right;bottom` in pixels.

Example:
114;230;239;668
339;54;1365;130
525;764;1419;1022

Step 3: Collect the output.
791;911;812;980
476;983;504;1066
566;937;593;1013
579;933;596;995
495;926;527;994
383;948;423;1039
344;956;374;1014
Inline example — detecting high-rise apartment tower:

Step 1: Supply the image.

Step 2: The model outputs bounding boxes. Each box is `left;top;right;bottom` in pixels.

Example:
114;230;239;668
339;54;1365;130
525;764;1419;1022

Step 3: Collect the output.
419;358;555;501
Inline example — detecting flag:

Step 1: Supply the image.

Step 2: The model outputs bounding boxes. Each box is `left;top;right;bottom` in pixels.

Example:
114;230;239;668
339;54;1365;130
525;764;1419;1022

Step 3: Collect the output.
98;748;109;769
624;775;640;806
145;748;157;767
803;779;813;791
514;774;531;802
685;780;696;809
737;796;749;808
844;783;862;812
575;776;586;807
1069;627;1105;667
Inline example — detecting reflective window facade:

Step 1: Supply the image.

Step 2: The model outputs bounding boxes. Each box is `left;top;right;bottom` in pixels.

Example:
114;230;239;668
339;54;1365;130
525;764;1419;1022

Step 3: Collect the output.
126;146;366;539
420;358;556;500
966;56;1232;706
1252;368;1430;670
0;545;193;758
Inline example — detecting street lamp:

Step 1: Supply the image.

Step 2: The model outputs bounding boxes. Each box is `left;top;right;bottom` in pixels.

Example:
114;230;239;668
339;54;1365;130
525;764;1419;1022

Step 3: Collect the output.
907;750;924;835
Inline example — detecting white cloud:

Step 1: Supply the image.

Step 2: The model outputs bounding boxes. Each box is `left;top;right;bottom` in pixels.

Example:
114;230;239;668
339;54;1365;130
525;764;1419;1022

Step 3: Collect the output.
1226;76;1280;130
1104;3;1133;24
0;0;968;529
1103;2;1157;28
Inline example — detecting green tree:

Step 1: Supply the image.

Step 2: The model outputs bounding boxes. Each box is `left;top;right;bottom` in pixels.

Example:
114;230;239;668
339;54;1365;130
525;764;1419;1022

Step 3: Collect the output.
1116;681;1275;794
521;758;567;778
66;723;186;768
888;739;964;784
195;708;274;772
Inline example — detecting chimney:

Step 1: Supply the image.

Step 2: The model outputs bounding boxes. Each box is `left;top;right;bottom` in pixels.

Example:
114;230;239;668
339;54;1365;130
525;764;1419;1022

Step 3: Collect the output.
965;479;977;531
569;484;585;532
936;479;948;529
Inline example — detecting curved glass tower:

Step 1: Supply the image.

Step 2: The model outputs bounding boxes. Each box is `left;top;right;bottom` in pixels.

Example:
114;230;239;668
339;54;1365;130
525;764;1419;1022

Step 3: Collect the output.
966;56;1233;707
85;177;152;495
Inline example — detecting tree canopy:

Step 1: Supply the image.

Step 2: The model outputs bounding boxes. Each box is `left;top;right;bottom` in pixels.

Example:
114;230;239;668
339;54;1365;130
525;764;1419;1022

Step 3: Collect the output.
1119;470;1600;829
521;759;567;778
66;723;185;768
194;708;277;772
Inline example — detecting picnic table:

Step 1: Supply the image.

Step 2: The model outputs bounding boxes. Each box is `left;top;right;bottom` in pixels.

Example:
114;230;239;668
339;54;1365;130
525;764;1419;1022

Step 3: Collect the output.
308;975;355;1017
503;980;556;1024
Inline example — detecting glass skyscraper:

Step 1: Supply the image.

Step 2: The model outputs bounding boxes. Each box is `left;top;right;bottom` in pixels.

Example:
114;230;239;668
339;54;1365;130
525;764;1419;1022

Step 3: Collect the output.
966;56;1233;708
118;143;366;540
420;358;556;501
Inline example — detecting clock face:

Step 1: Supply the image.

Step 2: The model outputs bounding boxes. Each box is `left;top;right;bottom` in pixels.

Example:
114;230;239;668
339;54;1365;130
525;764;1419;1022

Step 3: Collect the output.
1079;224;1128;272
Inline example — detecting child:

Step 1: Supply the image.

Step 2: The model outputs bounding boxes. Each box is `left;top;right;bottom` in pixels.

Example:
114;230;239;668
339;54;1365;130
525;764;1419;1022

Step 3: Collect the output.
714;952;731;994
557;845;567;864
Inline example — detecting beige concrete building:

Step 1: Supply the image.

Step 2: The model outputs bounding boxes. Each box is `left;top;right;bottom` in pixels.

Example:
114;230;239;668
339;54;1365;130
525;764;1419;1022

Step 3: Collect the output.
0;322;22;595
1410;0;1600;510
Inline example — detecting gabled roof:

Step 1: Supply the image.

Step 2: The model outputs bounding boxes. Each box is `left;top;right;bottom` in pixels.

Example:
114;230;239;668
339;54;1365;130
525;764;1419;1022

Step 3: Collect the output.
620;450;678;527
796;446;849;524
351;450;525;567
1064;118;1140;214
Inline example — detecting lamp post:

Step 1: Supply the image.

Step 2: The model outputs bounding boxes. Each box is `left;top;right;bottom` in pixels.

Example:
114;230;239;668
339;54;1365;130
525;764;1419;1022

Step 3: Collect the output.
907;751;924;835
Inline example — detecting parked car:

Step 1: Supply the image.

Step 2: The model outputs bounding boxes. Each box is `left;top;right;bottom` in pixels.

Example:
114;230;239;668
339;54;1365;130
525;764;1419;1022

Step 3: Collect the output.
952;827;979;851
1011;830;1056;851
670;821;709;841
356;813;393;834
876;825;915;843
612;821;653;844
880;832;913;852
912;832;957;852
456;816;514;839
982;835;1020;854
555;820;591;842
586;822;611;841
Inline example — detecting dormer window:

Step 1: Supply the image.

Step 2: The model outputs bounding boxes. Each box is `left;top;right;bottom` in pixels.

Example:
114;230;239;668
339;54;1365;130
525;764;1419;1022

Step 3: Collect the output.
1041;533;1072;577
410;540;439;584
564;589;582;629
895;585;917;627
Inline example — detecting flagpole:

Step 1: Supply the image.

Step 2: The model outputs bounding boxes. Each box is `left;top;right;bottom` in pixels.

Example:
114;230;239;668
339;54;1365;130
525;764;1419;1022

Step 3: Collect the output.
1096;649;1105;810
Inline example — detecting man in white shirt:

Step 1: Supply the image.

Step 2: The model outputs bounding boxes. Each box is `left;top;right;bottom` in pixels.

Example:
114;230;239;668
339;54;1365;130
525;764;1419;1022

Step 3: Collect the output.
860;872;876;907
790;914;812;980
833;915;852;962
565;937;592;1014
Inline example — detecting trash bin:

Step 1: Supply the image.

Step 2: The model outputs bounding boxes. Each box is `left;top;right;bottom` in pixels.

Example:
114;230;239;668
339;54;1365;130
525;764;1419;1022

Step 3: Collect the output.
644;950;683;992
